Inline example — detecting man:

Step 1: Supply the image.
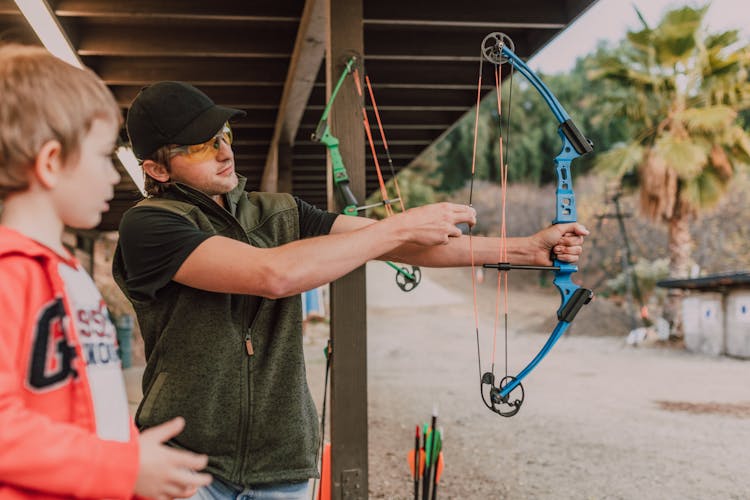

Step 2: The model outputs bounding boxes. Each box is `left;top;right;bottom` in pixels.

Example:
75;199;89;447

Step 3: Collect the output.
113;81;587;499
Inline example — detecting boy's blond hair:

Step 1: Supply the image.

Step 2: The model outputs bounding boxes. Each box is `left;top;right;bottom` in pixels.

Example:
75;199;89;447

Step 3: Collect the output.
0;44;121;199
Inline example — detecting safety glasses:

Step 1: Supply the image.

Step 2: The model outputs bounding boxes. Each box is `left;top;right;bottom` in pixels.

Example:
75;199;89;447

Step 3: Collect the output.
168;123;233;163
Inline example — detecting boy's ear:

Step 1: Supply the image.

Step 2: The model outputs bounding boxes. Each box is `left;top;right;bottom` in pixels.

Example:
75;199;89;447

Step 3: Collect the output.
33;140;65;189
142;159;170;183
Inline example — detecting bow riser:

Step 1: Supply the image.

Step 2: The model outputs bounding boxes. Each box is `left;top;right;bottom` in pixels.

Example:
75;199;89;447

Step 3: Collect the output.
318;127;359;216
553;137;578;225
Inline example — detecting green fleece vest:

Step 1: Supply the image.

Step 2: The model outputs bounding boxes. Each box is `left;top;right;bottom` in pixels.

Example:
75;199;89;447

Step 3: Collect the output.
112;179;319;485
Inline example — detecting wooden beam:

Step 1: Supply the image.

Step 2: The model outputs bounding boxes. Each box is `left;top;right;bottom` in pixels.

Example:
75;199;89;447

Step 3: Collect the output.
76;23;297;57
110;85;284;108
87;56;291;85
261;0;326;192
363;0;576;24
364;26;534;59
365;18;564;29
0;0;18;14
300;106;465;127
54;0;302;20
294;142;429;157
327;0;368;498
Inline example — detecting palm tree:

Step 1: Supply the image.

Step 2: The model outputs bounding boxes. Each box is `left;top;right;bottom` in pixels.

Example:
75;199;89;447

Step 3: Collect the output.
590;5;750;336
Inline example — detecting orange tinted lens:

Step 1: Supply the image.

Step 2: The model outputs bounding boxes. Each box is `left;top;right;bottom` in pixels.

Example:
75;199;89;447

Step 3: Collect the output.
184;140;217;161
171;124;232;162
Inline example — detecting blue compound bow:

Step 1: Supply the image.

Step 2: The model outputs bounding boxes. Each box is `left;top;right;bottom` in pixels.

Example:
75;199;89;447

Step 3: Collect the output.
474;33;594;417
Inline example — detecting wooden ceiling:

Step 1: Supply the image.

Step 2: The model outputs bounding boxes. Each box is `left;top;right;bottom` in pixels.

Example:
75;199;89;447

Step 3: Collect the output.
0;0;597;230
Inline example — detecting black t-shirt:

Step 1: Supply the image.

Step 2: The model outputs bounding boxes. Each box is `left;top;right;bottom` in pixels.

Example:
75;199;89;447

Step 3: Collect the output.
118;196;338;301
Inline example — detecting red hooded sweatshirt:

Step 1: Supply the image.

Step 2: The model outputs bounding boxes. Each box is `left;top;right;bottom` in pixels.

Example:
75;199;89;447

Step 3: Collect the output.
0;226;139;499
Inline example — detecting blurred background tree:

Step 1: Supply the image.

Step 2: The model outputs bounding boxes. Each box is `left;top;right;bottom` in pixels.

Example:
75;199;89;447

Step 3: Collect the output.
589;5;750;335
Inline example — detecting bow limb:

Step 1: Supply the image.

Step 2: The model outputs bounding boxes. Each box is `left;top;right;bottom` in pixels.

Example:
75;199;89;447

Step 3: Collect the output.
312;56;359;216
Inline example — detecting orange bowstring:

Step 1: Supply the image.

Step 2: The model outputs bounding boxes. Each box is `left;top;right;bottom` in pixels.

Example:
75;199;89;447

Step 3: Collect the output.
352;68;394;217
470;63;509;375
365;74;407;213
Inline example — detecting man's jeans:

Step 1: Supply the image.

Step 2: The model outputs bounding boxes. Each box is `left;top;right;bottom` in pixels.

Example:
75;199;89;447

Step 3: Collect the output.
190;477;309;500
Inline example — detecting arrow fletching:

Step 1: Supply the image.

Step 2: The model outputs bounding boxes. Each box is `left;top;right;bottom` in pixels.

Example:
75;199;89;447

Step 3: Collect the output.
435;452;444;483
407;448;426;479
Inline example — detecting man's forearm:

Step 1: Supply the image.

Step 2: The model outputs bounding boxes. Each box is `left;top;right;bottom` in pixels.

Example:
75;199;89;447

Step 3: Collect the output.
383;235;538;268
382;221;588;268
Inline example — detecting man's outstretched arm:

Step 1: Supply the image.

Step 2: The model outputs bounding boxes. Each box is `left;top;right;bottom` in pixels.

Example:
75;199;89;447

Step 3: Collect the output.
329;212;588;268
172;203;476;299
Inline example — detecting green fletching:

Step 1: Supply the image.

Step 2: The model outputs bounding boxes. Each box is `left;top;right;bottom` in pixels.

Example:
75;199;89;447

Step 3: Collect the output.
431;429;442;465
424;428;433;465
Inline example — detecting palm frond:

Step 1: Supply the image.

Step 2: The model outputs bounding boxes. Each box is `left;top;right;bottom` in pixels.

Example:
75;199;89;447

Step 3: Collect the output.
594;141;644;178
654;6;706;64
706;30;740;49
727;126;750;164
680;105;737;133
654;134;707;180
688;168;726;209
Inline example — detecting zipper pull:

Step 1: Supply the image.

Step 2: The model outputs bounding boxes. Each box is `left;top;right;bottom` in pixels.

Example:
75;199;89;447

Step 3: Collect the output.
245;334;254;356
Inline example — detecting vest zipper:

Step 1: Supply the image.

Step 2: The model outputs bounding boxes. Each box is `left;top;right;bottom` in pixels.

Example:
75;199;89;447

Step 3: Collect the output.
233;343;251;481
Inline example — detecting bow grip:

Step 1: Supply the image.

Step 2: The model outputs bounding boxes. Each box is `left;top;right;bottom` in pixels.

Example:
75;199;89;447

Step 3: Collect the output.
317;127;359;216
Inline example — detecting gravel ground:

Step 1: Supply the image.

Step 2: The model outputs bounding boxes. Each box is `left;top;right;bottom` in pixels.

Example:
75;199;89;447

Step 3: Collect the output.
304;264;750;500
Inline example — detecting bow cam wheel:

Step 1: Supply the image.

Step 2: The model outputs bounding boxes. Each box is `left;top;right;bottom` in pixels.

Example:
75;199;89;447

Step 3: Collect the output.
395;265;421;292
481;373;524;417
481;32;515;65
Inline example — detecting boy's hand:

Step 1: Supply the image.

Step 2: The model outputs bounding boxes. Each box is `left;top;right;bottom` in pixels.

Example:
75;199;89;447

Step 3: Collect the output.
530;223;589;266
135;417;213;500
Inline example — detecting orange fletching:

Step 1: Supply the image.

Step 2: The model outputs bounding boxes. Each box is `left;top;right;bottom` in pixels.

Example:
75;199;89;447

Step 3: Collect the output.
318;442;331;500
407;449;426;479
435;452;444;483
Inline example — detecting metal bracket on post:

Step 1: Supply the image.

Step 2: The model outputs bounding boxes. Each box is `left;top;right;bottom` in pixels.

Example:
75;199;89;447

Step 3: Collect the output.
341;468;364;499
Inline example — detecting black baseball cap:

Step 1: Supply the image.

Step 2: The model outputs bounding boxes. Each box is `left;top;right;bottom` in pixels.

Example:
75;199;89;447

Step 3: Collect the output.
126;81;246;160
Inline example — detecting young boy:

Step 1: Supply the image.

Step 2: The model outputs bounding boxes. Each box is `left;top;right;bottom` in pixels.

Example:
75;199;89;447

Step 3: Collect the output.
0;44;212;499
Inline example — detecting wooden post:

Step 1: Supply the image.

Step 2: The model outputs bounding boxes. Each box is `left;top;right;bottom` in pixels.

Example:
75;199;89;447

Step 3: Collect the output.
326;0;368;498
